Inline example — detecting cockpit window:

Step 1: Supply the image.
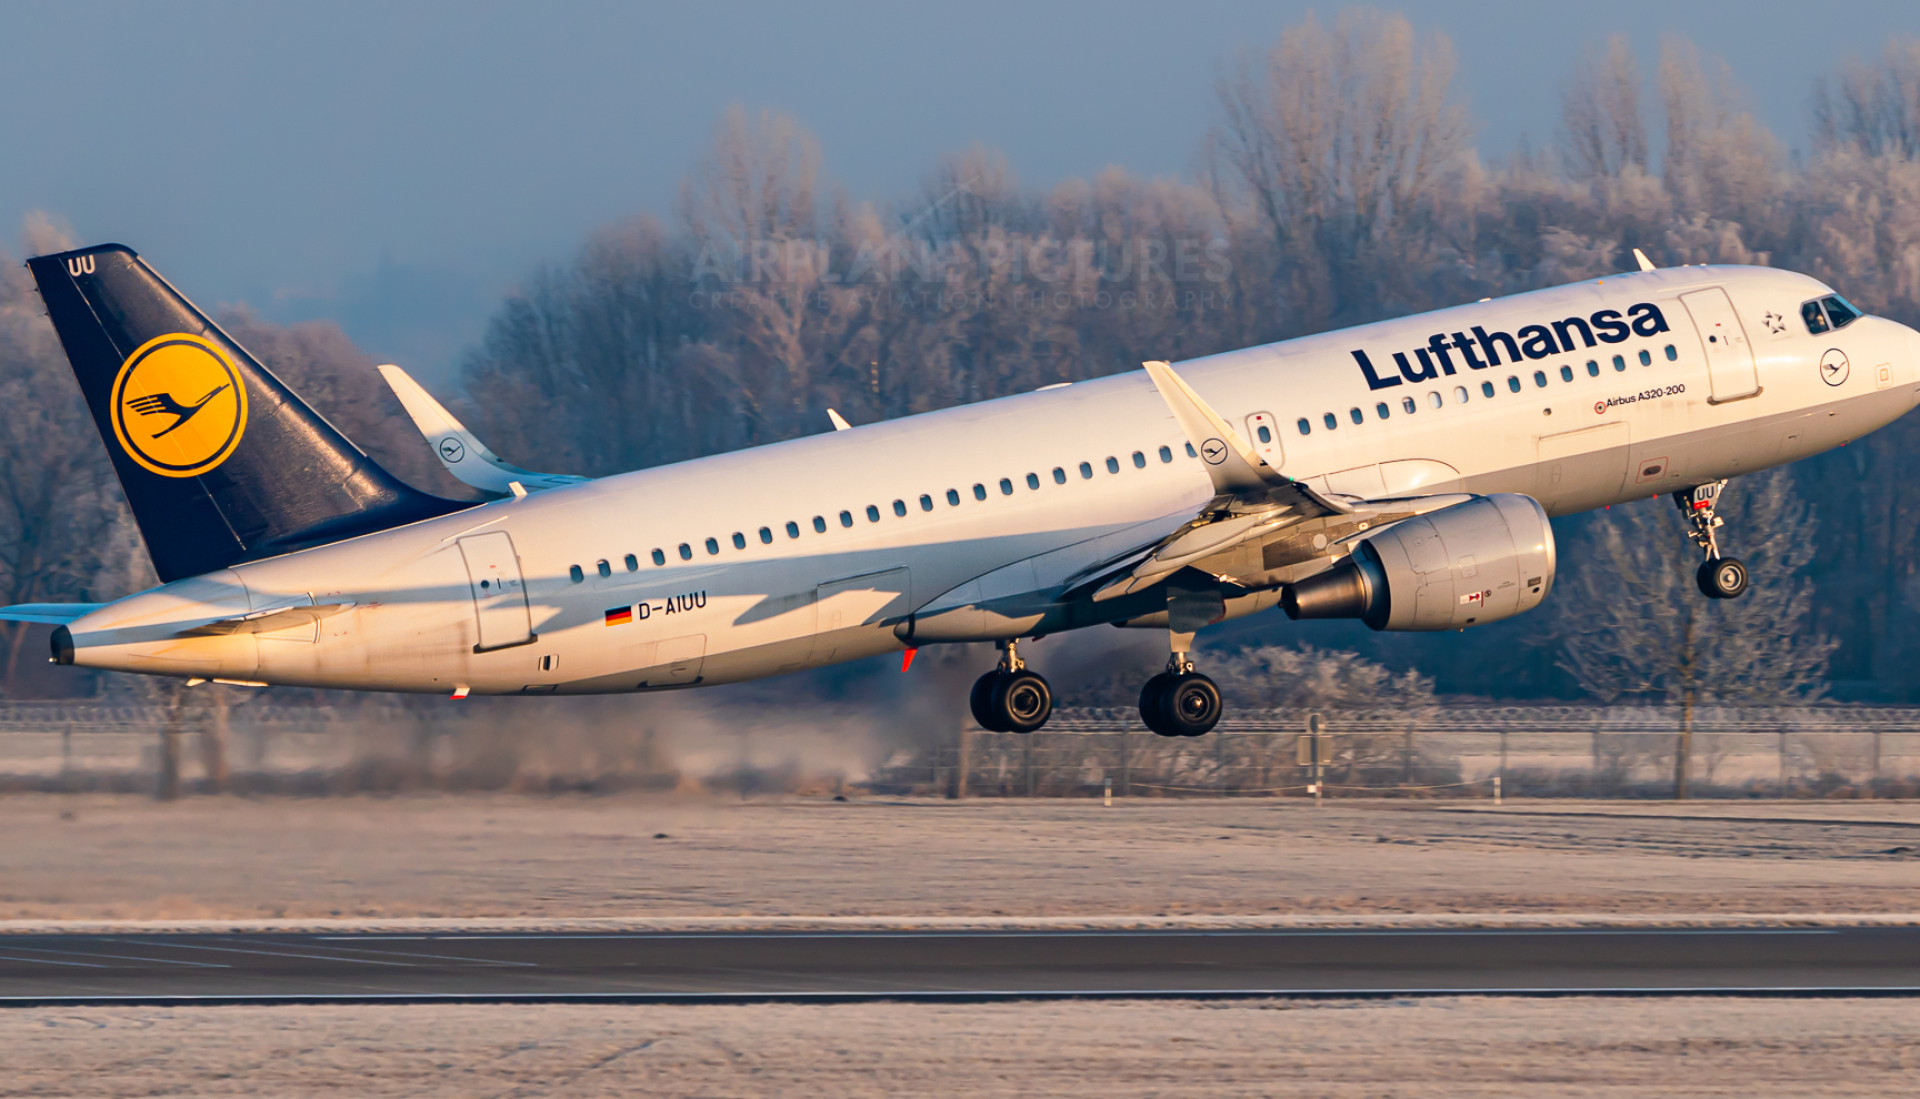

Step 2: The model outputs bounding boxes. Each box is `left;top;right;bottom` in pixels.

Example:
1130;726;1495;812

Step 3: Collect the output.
1823;295;1862;329
1802;300;1829;334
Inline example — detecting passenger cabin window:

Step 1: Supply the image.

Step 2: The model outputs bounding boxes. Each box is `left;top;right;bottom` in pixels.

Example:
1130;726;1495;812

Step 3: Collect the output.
1480;381;1495;397
1428;391;1443;409
1453;385;1469;403
1507;376;1521;393
731;532;746;549
785;522;800;538
972;484;987;501
1297;418;1312;435
813;516;827;532
1159;446;1173;462
1586;360;1600;377
1533;370;1547;387
1613;354;1626;371
1375;402;1390;420
1105;457;1120;473
1665;344;1678;361
1559;365;1574;382
1256;425;1273;442
894;499;908;516
1401;396;1416;414
596;559;611;578
652;548;666;565
1053;467;1067;484
758;528;773;544
705;537;720;555
866;504;881;521
1323;412;1338;430
946;489;960;506
919;495;933;511
1079;462;1093;479
839;511;854;527
1027;472;1041;488
1185;443;1197;457
1639;349;1652;365
1131;451;1146;468
624;554;639;571
569;564;584;583
1348;407;1363;425
998;478;1013;495
679;543;694;560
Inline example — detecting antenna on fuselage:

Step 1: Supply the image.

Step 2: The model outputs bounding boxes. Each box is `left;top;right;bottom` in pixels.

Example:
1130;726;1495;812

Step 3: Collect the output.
1632;248;1657;272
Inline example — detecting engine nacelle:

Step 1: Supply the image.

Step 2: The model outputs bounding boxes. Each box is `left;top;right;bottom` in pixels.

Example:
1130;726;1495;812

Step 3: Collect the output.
1280;494;1556;631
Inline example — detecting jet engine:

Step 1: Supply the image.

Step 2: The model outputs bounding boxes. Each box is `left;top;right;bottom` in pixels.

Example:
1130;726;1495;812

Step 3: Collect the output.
1281;493;1555;631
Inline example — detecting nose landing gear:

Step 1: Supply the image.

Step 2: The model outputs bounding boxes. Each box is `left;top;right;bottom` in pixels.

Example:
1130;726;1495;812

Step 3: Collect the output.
1676;481;1750;599
968;640;1053;733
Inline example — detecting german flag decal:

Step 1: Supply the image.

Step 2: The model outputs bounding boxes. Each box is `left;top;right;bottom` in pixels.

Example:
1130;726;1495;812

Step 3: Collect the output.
604;606;634;627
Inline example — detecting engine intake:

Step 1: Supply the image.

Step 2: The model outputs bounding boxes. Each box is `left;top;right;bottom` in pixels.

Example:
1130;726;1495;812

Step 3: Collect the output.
1281;494;1556;631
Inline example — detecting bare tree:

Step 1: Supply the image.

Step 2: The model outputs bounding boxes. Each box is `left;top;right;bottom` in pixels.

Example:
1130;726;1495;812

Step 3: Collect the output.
1561;35;1649;183
1814;38;1920;159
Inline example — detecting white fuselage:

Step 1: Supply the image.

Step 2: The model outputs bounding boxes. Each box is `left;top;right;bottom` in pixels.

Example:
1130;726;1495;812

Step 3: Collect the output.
65;265;1920;694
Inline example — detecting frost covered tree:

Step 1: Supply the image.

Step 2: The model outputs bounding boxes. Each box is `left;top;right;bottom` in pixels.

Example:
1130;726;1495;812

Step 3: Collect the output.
1554;468;1836;794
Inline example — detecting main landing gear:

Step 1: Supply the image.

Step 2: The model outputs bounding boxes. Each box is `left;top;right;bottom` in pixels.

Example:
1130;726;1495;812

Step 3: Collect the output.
1139;651;1223;738
969;640;1053;733
1676;481;1750;600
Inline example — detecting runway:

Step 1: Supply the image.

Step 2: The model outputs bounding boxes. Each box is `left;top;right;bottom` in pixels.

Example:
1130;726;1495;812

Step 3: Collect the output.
2;927;1918;1005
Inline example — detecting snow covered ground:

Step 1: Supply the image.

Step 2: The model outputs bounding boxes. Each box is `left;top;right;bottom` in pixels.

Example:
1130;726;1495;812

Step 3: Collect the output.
3;794;1918;925
6;997;1918;1098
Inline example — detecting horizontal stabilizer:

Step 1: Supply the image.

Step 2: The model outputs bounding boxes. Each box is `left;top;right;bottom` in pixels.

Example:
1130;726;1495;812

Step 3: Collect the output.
0;603;103;625
377;365;587;495
175;602;355;637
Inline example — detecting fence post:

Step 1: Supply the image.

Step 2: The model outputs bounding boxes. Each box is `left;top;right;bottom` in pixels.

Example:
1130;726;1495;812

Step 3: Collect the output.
1499;729;1509;798
1023;733;1034;797
1119;724;1131;798
948;722;971;800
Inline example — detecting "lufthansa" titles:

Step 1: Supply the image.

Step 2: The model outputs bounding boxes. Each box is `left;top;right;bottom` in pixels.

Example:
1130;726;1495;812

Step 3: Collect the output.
1351;302;1671;391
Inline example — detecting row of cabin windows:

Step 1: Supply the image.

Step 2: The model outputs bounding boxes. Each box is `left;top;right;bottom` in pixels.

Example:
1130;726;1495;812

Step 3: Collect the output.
1296;344;1678;434
565;442;1199;582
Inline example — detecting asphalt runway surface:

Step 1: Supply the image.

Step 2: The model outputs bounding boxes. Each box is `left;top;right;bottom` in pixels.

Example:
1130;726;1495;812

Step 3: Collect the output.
2;927;1918;1005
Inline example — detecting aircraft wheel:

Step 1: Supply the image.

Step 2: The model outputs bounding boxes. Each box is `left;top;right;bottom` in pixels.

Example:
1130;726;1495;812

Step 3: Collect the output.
970;671;1010;732
991;669;1053;734
1156;672;1223;738
1697;557;1750;600
1139;673;1178;737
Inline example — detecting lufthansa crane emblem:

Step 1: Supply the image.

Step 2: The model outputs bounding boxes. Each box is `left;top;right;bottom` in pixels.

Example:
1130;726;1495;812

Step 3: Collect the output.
1200;437;1229;465
109;333;249;478
1820;349;1850;387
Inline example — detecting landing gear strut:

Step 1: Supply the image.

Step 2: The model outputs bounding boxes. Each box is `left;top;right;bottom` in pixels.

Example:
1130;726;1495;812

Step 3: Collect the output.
969;640;1053;733
1675;481;1750;600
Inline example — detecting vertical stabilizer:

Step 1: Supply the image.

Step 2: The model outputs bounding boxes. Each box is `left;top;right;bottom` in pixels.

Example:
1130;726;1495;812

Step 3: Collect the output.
26;244;466;583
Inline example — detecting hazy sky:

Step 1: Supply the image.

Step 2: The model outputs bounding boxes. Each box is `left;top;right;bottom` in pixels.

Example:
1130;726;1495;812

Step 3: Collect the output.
3;1;1914;383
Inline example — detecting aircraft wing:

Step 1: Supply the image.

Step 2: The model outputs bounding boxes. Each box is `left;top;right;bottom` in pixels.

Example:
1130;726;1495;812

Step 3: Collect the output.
0;603;103;625
1084;361;1369;601
377;365;587;495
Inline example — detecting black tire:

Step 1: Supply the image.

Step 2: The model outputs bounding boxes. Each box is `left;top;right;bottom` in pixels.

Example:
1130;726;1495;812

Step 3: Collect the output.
991;669;1053;733
1697;557;1750;600
1139;673;1176;737
969;671;1009;732
1155;672;1223;737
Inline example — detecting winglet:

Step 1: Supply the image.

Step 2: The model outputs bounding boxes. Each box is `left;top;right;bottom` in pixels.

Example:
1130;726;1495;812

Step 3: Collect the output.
1142;361;1279;496
1632;248;1656;272
827;408;852;432
377;365;587;495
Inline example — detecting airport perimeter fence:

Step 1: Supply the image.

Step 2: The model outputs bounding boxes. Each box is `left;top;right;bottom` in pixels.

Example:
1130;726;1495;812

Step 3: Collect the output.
887;706;1920;801
5;700;1920;799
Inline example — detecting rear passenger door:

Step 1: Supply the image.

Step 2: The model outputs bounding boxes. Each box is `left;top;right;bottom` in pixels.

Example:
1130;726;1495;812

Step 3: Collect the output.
1245;411;1283;468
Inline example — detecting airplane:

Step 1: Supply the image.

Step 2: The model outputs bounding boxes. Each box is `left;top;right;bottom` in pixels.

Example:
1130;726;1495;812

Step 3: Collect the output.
4;244;1915;737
